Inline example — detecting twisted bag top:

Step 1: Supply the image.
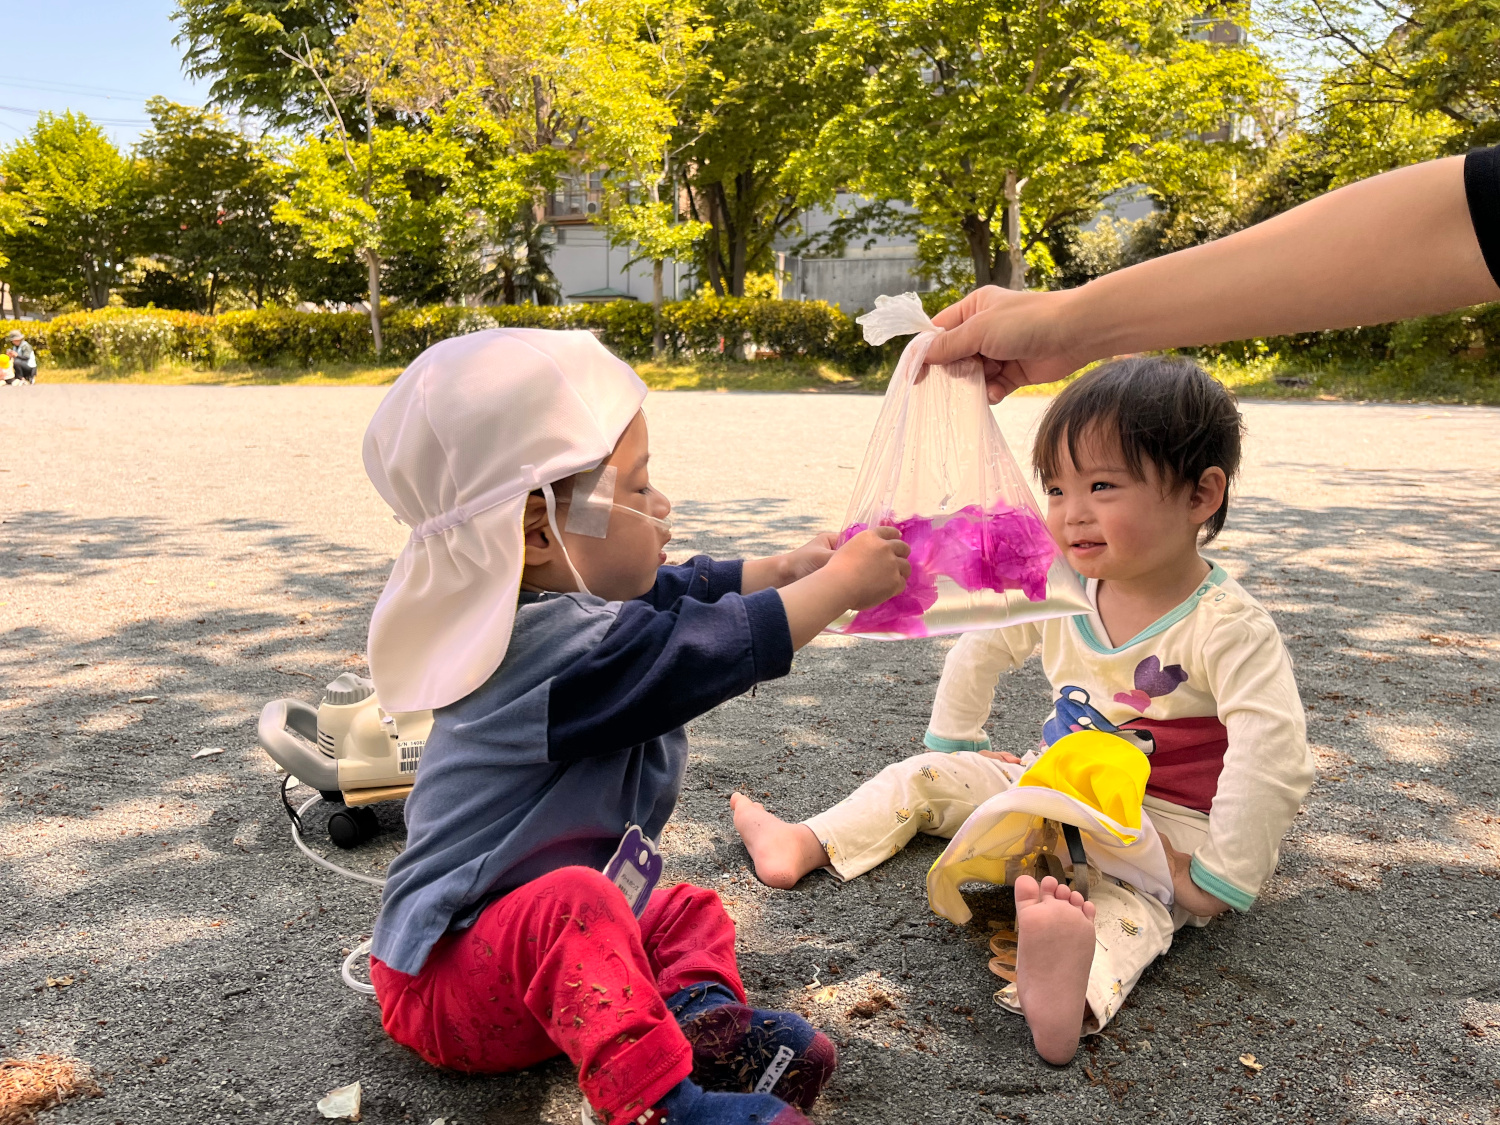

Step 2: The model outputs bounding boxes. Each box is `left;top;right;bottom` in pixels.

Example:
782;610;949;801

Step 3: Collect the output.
927;731;1175;922
362;328;647;713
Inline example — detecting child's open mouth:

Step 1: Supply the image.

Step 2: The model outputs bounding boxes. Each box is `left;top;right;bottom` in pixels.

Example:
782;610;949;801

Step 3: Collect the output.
1069;540;1105;557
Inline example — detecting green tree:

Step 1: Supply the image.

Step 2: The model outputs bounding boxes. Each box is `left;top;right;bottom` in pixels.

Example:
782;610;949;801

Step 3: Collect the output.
136;97;294;311
0;112;142;309
797;0;1282;290
482;206;561;306
273;106;478;352
1279;0;1500;151
174;0;358;130
337;0;578;215
578;0;711;352
673;0;826;297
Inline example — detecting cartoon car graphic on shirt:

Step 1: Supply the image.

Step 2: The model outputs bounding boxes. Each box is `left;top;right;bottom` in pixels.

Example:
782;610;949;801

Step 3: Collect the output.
1038;674;1230;815
1042;656;1195;751
1043;685;1160;754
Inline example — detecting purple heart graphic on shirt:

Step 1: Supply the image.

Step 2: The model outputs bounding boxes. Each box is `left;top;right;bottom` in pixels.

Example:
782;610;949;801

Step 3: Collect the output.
1134;655;1189;698
1113;689;1153;712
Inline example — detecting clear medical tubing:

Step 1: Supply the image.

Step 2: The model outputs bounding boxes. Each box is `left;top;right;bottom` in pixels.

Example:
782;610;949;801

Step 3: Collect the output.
827;293;1090;639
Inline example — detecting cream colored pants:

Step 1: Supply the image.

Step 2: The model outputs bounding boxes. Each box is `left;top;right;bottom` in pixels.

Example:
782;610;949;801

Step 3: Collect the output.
803;751;1212;1031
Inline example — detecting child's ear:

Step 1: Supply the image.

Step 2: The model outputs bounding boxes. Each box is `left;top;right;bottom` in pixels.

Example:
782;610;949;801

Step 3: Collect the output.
522;494;554;559
1189;466;1228;525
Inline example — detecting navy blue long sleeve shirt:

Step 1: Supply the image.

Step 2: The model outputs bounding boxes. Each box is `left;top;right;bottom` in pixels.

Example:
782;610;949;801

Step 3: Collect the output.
370;556;793;976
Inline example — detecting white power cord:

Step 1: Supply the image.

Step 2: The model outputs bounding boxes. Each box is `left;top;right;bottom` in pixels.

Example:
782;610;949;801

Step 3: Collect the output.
284;783;385;996
342;940;377;996
290;792;388;888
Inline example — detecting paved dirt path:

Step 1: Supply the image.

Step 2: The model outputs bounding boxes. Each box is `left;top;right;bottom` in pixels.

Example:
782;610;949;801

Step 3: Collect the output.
1;385;1497;1124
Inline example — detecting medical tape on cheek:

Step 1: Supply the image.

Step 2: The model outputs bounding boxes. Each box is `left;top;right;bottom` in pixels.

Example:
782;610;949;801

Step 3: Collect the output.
564;463;616;539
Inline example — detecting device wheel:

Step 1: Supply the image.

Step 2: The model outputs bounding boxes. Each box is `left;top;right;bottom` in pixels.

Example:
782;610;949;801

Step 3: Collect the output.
327;805;380;849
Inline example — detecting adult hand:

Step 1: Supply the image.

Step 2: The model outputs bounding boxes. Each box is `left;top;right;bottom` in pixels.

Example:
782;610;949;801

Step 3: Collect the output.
925;286;1094;403
1159;831;1230;918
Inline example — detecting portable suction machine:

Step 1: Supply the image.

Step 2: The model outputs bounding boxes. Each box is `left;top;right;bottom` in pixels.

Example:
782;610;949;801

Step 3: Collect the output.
257;672;432;849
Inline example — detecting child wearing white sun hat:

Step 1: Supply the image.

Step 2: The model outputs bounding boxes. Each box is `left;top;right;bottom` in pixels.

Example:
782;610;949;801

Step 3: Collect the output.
359;327;911;1125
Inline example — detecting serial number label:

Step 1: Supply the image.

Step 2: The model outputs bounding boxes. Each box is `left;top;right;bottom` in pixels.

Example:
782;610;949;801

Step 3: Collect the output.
398;739;425;774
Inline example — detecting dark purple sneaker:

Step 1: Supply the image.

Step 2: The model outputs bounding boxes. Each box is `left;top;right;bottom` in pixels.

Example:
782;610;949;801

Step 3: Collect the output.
586;1078;809;1125
666;985;838;1111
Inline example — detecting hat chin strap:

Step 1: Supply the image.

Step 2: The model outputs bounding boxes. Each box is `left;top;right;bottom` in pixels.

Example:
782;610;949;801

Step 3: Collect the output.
541;482;593;597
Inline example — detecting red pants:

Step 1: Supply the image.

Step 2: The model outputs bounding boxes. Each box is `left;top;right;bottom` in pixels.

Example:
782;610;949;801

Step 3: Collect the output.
371;867;745;1119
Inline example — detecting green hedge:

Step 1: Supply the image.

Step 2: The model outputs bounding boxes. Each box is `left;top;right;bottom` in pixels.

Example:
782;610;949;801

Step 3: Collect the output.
217;308;376;366
15;297;878;371
21;299;1500;382
1187;303;1500;377
2;308;219;369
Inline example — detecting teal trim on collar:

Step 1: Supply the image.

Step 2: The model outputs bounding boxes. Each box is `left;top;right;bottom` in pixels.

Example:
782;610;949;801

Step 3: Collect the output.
1073;563;1229;655
923;730;991;754
1189;855;1254;912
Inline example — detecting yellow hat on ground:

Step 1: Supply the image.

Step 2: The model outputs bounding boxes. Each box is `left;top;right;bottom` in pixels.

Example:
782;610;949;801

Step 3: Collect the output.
1017;730;1149;838
926;731;1172;923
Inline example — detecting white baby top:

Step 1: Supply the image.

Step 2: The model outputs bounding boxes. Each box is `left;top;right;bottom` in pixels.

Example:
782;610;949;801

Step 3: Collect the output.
927;563;1314;911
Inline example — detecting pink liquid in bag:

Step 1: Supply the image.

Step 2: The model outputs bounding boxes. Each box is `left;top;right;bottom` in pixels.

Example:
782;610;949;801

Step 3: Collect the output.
841;502;1057;637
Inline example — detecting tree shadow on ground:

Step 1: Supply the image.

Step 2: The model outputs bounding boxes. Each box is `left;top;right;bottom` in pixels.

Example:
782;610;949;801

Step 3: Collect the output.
3;477;1498;1122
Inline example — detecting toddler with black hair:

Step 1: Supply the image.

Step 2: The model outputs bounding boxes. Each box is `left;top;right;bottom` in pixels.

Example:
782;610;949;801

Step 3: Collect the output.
733;356;1314;1065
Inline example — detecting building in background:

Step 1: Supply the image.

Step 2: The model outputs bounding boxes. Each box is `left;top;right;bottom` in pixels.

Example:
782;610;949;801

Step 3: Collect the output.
542;176;928;313
775;193;931;314
544;173;695;303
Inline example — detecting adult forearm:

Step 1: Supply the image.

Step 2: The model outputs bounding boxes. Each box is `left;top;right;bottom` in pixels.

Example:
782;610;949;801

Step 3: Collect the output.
1065;156;1499;360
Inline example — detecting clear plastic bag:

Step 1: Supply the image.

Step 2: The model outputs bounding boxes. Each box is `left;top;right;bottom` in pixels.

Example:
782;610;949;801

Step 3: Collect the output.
827;293;1091;639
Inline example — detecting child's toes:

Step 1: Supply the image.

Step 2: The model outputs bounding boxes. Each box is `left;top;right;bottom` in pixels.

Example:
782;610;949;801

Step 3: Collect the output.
1038;875;1061;898
1013;874;1043;907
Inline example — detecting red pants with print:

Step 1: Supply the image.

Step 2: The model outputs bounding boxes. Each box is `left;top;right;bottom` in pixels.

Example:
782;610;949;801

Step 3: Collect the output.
371;867;745;1120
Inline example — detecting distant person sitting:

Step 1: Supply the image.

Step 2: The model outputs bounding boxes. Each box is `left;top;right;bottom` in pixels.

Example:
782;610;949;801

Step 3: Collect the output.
7;330;36;384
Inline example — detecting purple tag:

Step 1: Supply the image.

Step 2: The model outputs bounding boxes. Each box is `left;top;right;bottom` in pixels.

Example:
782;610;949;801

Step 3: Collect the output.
602;825;662;916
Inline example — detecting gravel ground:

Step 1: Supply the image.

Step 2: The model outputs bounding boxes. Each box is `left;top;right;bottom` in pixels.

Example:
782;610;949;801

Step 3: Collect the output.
1;384;1498;1125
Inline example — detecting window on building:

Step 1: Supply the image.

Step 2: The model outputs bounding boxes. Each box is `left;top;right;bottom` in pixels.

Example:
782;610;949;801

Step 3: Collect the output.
546;172;604;222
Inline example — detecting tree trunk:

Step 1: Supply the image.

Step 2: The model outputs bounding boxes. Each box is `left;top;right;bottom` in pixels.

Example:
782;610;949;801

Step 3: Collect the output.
502;266;516;305
364;248;383;356
83;255;108;310
206;271;219;316
1003;170;1026;291
709;182;748;296
652;258;664;358
729;232;747;298
728;171;753;297
705;186;729;297
962;213;994;288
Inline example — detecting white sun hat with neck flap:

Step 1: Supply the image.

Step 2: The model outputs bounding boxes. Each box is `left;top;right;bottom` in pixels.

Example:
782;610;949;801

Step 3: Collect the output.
362;327;647;713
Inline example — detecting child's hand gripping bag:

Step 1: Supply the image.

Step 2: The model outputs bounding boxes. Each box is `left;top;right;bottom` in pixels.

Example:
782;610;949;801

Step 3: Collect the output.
827;292;1090;639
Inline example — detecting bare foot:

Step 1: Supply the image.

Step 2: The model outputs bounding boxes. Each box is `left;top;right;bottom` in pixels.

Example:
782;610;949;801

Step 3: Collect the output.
730;793;830;889
1014;874;1097;1065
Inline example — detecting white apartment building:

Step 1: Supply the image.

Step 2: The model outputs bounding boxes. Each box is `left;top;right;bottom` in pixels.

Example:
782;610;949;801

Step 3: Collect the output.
544;177;928;314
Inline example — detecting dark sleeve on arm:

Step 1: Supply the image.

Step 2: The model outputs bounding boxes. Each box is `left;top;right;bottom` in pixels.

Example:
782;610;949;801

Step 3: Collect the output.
546;588;792;762
635;555;744;610
1464;146;1500;285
